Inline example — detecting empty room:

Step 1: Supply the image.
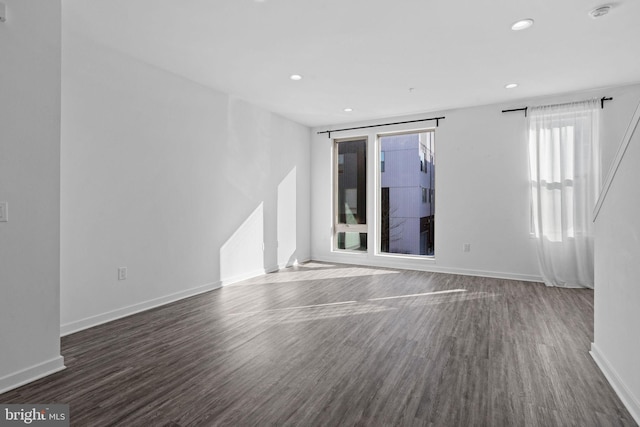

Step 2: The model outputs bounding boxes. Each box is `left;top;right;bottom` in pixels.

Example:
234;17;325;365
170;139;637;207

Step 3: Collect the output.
1;0;639;425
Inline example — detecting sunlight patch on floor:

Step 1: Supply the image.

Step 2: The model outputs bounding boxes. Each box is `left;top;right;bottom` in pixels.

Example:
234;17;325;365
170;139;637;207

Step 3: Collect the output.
368;289;467;301
229;300;358;316
231;266;399;286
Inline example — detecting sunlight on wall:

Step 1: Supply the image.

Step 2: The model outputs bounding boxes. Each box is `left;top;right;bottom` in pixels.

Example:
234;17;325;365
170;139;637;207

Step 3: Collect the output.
220;203;264;284
277;167;297;267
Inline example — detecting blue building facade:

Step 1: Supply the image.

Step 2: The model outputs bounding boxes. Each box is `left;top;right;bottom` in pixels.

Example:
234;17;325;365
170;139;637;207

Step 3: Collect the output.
380;131;435;255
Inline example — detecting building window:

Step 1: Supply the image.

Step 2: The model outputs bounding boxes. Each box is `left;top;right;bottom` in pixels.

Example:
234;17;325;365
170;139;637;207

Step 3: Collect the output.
379;130;435;256
334;137;367;251
381;151;385;173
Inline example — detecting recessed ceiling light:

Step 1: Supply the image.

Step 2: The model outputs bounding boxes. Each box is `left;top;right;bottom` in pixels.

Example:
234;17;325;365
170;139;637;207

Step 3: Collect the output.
505;83;518;89
589;5;611;18
289;74;302;81
511;19;534;31
344;108;353;112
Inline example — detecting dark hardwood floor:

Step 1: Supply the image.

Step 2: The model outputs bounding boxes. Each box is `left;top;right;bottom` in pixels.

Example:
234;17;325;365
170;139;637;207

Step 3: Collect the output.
1;262;636;426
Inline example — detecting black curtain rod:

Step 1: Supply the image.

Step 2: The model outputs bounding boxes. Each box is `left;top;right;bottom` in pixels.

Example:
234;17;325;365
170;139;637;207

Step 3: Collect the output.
317;116;445;138
601;96;613;108
502;96;613;117
502;107;528;117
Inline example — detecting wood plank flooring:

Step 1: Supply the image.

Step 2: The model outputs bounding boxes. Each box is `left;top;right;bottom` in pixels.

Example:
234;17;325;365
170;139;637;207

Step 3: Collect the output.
1;262;636;426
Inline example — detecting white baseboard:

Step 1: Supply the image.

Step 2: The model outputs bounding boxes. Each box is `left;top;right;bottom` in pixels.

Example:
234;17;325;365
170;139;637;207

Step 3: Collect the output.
278;257;311;270
0;356;65;395
63;260;315;334
265;265;280;274
590;343;640;425
221;259;312;287
310;254;543;283
60;281;221;336
221;268;275;287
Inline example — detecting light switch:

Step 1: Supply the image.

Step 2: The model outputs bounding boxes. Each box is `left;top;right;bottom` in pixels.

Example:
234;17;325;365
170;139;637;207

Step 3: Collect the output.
0;202;7;222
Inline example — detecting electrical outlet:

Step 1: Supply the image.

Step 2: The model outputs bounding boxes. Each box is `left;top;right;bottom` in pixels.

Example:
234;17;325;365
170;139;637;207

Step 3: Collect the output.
0;202;7;222
118;267;127;280
463;243;471;253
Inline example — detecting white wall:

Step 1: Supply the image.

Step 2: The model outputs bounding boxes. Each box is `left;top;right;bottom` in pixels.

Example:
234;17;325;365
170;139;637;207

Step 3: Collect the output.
60;31;310;334
591;101;640;424
311;83;640;281
0;0;65;393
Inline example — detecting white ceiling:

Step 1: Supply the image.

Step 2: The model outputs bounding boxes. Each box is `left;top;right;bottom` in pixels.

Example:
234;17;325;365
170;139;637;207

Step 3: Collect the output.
64;0;640;127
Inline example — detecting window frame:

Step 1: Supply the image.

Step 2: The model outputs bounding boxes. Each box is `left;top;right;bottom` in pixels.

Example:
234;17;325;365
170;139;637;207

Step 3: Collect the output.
333;136;368;251
375;128;436;258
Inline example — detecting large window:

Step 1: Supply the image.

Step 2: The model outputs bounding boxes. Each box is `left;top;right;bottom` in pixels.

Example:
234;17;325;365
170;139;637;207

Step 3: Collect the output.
379;130;435;256
334;138;367;251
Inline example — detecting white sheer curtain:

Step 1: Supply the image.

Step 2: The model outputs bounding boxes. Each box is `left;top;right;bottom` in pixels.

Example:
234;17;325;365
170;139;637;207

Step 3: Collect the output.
528;99;600;288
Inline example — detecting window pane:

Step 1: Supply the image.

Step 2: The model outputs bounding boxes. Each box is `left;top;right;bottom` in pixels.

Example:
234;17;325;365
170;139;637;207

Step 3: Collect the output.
380;131;435;256
337;232;367;251
337;139;367;225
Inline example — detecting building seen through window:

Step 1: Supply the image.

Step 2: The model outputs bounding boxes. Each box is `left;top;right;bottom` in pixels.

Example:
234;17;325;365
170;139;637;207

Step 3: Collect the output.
380;130;435;256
